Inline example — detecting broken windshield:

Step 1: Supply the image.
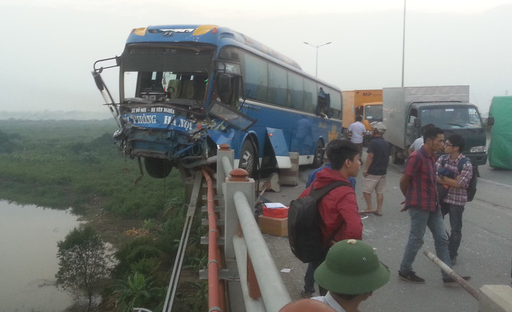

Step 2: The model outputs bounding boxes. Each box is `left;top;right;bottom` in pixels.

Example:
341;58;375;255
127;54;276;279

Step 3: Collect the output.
121;46;214;106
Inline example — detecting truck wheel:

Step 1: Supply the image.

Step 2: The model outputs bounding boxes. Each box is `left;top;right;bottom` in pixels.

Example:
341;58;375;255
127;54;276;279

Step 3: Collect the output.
144;157;172;178
239;139;257;178
392;146;404;164
312;140;325;168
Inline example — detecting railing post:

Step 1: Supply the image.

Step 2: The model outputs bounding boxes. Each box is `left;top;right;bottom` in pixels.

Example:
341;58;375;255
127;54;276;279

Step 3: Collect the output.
217;144;234;203
223;168;254;259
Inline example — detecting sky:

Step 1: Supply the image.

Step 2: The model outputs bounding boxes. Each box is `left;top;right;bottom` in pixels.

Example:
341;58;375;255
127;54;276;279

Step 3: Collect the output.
1;0;512;116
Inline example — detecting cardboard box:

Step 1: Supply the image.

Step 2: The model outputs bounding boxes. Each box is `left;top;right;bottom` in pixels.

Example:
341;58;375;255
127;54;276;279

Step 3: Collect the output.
258;215;288;237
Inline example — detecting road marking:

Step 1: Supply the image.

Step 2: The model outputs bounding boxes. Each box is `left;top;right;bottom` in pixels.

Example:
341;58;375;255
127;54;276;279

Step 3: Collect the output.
478;178;512;188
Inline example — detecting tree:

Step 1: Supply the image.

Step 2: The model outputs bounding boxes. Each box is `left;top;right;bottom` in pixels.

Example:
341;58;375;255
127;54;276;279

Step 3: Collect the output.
56;226;112;311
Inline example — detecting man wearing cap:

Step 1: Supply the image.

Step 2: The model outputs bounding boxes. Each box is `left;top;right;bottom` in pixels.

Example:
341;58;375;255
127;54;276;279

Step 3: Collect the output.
361;122;390;216
312;239;390;312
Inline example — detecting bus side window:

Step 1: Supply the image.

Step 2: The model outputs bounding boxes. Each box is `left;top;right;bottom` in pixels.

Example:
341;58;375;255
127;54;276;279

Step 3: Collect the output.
317;87;330;117
303;79;317;114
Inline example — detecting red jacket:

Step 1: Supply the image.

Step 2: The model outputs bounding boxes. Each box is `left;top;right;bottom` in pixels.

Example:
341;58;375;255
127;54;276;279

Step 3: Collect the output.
299;167;363;245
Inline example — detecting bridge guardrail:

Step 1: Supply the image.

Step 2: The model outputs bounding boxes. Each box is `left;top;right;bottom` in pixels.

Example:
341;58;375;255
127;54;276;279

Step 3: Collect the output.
217;145;292;312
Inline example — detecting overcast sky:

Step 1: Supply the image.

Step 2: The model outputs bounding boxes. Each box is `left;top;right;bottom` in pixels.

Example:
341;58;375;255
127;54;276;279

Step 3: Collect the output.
1;0;512;115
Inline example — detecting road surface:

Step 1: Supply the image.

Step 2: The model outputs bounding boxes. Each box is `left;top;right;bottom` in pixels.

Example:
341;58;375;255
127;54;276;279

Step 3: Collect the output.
261;156;512;312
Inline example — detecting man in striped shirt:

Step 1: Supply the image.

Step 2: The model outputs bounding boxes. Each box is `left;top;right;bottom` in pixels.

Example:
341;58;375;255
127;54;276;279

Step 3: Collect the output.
398;126;470;286
435;134;473;265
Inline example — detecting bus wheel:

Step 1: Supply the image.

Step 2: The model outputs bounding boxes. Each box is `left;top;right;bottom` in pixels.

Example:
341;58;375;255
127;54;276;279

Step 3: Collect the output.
391;146;404;165
239;139;257;177
312;140;325;168
144;157;172;178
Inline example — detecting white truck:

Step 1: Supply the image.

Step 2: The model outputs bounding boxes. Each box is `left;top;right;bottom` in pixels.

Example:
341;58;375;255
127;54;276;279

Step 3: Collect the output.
383;85;488;166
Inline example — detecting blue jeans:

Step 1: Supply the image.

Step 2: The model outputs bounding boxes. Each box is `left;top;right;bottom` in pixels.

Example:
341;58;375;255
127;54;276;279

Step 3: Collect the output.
304;257;327;295
400;208;452;278
444;203;465;258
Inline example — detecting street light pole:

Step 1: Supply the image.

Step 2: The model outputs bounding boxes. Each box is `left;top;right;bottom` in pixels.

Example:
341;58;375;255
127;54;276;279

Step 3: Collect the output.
304;41;332;77
401;0;407;87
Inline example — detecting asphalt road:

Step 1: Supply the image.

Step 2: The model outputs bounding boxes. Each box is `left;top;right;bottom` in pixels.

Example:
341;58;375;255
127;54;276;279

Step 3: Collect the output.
261;155;512;312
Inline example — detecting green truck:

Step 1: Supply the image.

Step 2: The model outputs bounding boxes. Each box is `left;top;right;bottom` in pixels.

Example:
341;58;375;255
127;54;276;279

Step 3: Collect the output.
489;96;512;169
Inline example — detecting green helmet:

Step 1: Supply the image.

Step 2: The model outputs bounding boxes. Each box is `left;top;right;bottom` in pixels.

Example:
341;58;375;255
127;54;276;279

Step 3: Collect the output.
314;239;390;295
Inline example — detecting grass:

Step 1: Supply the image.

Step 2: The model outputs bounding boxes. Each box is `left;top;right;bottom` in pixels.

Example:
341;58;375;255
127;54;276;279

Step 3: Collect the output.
0;119;184;217
0;119;208;310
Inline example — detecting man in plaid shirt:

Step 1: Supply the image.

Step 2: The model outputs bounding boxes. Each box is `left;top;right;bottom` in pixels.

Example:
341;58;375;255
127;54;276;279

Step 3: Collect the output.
398;127;470;286
436;134;473;265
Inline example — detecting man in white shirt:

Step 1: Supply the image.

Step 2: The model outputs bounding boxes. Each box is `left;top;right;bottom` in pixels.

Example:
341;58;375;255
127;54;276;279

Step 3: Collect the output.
348;115;366;164
408;123;435;156
312;239;390;312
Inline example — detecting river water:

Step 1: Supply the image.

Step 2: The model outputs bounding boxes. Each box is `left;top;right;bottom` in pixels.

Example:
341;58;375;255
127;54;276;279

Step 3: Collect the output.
0;200;82;312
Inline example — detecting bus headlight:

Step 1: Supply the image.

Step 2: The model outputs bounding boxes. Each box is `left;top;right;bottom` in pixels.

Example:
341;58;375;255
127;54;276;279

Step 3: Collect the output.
470;146;486;153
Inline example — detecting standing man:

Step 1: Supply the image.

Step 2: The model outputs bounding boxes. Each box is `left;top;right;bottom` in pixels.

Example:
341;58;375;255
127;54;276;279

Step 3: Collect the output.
362;122;390;216
436;134;472;265
348;115;366;164
398;126;470;286
408;123;435;155
300;139;363;298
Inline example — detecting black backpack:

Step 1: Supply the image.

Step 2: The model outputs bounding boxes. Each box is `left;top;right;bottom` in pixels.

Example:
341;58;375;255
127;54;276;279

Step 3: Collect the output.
441;156;477;202
288;180;351;263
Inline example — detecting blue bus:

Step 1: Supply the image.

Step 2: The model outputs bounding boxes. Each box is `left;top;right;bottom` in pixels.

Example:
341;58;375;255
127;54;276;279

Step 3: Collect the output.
93;25;343;178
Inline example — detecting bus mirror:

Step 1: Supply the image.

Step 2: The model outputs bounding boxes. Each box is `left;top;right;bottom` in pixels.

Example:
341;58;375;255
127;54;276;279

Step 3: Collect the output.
92;72;105;91
487;116;494;126
207;100;256;131
414;117;421;128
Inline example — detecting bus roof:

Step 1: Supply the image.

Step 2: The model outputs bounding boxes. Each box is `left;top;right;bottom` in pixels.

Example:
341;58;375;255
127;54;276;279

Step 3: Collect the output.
125;24;302;70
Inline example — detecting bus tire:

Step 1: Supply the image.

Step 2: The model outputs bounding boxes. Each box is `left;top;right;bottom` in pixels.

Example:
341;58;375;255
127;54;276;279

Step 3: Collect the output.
239;139;257;178
312;140;325;168
391;146;404;165
144;157;172;179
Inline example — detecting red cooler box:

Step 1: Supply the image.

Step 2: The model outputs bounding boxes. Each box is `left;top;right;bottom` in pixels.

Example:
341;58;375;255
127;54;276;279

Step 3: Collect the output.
262;203;289;218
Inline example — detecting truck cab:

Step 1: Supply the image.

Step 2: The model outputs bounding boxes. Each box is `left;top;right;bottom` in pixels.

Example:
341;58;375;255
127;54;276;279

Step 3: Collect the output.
406;103;488;166
356;101;383;144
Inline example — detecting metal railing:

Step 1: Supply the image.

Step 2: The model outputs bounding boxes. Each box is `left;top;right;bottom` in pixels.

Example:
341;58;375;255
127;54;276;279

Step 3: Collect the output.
135;144;291;312
216;144;291;311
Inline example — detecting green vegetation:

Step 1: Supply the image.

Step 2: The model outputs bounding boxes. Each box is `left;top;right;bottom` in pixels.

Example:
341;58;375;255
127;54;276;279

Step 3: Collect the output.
56;226;112;311
0;119;183;217
0;119;208;311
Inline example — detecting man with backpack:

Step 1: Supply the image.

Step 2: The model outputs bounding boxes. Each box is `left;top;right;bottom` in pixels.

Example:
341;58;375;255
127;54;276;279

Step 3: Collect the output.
297;139;363;298
436;134;473;265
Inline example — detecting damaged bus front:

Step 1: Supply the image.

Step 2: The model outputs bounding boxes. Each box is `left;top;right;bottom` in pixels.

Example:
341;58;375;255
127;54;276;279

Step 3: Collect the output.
92;26;253;178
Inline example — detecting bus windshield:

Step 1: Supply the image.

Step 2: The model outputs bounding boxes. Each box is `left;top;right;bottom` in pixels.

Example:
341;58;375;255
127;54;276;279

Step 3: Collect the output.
420;107;483;129
123;71;209;106
121;46;214;106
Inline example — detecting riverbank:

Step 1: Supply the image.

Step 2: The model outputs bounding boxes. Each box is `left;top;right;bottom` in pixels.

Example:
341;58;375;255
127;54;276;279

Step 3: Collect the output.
78;196;145;248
